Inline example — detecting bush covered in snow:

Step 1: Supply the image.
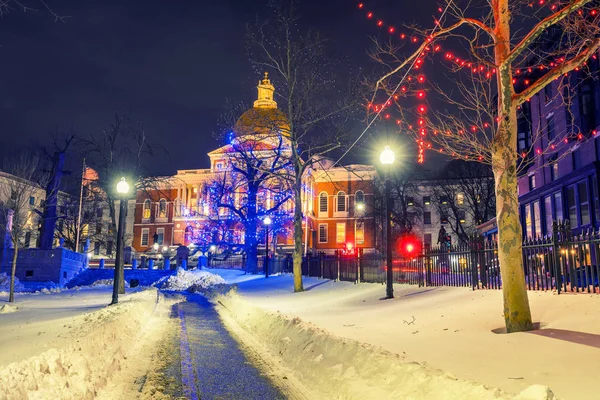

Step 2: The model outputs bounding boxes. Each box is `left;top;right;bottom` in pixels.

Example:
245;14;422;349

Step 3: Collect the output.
0;272;24;292
159;268;226;292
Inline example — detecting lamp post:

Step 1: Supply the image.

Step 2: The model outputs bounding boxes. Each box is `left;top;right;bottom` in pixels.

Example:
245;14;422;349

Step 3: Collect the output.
264;216;272;278
380;146;395;299
111;177;129;305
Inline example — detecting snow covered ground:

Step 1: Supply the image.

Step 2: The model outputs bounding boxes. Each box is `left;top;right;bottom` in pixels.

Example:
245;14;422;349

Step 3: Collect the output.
0;287;180;399
209;272;600;400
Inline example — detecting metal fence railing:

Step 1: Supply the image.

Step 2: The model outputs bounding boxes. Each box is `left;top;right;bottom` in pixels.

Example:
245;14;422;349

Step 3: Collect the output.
300;221;600;294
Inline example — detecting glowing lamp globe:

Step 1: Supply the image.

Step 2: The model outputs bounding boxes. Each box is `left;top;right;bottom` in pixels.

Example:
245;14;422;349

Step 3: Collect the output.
163;246;168;252
264;216;272;225
153;243;159;251
380;146;395;165
116;177;129;194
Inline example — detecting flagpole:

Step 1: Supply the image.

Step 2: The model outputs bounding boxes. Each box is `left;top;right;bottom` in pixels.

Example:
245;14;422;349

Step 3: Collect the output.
75;158;86;253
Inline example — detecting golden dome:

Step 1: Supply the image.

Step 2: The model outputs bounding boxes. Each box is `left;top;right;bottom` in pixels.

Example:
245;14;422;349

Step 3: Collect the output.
234;72;290;138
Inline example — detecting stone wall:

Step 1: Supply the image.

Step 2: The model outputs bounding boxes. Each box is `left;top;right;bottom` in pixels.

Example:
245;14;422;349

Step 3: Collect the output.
13;248;86;286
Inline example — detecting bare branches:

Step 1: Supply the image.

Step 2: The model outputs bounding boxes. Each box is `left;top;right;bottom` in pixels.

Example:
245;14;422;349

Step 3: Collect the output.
0;0;68;22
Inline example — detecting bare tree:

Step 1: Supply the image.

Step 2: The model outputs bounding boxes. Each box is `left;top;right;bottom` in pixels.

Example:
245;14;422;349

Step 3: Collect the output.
78;112;164;301
387;175;423;237
0;0;66;21
0;153;49;302
370;0;600;332
247;0;360;292
431;161;496;244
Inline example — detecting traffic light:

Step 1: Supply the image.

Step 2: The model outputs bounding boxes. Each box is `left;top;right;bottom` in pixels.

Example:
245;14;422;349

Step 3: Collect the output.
398;234;422;259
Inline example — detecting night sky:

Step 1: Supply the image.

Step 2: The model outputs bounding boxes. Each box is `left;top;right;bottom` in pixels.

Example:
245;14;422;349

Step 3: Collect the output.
0;0;439;177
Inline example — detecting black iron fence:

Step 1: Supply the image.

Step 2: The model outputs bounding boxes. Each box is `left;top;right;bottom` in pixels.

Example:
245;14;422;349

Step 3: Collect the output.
301;221;600;294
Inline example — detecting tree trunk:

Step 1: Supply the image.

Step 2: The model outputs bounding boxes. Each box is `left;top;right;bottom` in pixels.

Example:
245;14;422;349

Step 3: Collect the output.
292;174;304;292
9;245;18;303
492;0;533;333
492;107;533;333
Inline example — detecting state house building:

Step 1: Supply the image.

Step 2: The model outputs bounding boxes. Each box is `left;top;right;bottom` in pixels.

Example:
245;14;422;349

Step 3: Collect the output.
132;74;379;255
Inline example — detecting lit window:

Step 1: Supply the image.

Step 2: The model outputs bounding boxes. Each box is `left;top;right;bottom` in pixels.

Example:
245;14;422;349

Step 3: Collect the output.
159;199;167;218
143;199;151;219
406;197;414;206
456;193;464;205
355;221;364;244
156;228;164;245
423;196;431;205
336;223;346;243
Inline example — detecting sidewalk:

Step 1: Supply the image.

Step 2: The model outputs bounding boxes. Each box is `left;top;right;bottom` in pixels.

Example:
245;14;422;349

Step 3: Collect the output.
221;273;600;399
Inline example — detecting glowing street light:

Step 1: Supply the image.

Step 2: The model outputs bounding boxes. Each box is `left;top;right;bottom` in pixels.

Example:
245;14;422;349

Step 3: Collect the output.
380;146;395;299
264;216;272;278
111;177;130;305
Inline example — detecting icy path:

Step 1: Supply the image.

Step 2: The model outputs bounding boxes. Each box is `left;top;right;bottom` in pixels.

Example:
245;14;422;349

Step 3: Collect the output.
177;294;285;399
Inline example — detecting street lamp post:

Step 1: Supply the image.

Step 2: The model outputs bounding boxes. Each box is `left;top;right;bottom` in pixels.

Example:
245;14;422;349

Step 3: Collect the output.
380;146;395;299
264;216;272;278
111;177;129;305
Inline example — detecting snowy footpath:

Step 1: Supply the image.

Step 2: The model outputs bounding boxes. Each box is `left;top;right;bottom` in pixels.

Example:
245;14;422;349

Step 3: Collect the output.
207;270;600;400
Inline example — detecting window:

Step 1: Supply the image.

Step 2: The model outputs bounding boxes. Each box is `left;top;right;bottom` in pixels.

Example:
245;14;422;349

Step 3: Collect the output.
572;148;582;170
578;181;590;225
336;192;346;212
336;223;346;243
355;221;364;244
319;224;328;243
440;196;449;205
524;204;533;238
546;114;555;141
25;270;34;278
544;196;553;235
94;242;101;256
106;241;113;255
141;228;149;246
24;231;31;248
423;233;432;248
156;228;165;245
143;199;151;219
440;212;448;224
423;212;431;225
593;177;600;224
456;193;464;205
458;210;466;223
528;174;536;190
533;201;541;238
185;226;193;242
567;185;577;226
355;190;364;204
549;154;558;181
96;223;102;235
554;192;563;222
96;208;103;218
319;192;328;214
544;84;552;104
423;196;431;205
29;196;35;206
158;199;167;218
406;197;414;206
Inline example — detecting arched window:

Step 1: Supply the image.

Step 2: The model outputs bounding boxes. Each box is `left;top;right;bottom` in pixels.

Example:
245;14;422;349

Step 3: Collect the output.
337;191;346;212
319;192;328;213
159;199;167;218
174;198;182;217
355;190;364;205
143;199;151;219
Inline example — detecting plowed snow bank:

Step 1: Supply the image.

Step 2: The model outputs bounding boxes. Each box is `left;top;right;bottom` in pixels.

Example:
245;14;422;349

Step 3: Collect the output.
0;289;176;399
214;290;555;400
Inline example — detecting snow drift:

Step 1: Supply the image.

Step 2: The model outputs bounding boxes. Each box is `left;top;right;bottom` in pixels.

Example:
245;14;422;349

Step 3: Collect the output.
0;288;175;399
214;290;556;400
158;268;226;292
0;273;24;293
